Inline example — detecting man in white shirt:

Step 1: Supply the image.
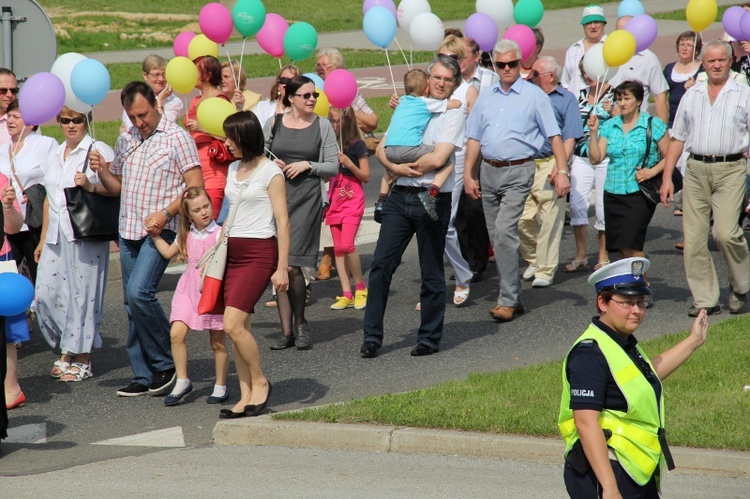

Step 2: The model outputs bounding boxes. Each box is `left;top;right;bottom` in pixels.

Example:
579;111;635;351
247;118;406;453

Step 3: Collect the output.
561;5;608;97
0;68;18;145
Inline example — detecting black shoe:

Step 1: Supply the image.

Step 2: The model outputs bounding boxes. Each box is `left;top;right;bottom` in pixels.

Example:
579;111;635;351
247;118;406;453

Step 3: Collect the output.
688;304;721;317
164;382;193;407
410;343;439;356
206;392;229;404
116;382;150;397
270;334;295;350
244;381;273;417
148;368;176;395
374;199;384;224
470;271;483;283
296;325;311;350
360;342;379;358
219;408;248;419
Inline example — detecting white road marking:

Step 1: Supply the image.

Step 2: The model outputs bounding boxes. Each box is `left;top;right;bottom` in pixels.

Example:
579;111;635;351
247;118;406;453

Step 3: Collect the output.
91;426;186;448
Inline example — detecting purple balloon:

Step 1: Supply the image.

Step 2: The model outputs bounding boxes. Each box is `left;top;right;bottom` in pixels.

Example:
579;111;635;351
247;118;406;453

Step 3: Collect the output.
18;72;66;126
725;6;747;41
741;11;750;41
363;0;397;19
465;12;498;53
624;14;658;53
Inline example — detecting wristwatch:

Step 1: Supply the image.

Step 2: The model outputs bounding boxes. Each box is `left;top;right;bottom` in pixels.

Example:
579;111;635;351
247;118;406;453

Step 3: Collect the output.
161;208;173;223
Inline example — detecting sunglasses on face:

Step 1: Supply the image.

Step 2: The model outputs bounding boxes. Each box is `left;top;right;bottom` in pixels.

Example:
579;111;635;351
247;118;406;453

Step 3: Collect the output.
494;59;521;70
60;117;86;125
0;87;19;95
295;92;319;100
278;77;290;85
529;70;553;79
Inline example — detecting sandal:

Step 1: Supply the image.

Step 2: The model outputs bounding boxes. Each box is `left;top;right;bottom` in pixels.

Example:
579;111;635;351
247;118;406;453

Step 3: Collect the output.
59;362;93;382
564;258;590;273
453;286;470;307
674;209;683;216
593;260;610;271
50;359;71;379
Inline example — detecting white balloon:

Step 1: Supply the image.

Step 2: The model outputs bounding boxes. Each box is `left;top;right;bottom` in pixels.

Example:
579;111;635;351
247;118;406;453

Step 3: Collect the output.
582;44;620;83
476;0;515;32
409;12;444;51
397;0;431;32
51;53;91;113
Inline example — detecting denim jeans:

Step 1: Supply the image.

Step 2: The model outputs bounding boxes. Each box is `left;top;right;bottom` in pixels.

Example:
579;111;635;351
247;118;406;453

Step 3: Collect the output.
363;187;451;350
119;231;175;386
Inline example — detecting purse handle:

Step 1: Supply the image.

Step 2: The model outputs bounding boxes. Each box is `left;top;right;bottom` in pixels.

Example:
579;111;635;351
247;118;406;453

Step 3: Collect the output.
79;143;95;174
641;116;653;170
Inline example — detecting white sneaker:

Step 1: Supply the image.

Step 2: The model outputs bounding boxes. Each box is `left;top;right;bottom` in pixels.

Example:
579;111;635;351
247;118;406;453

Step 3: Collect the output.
522;265;538;280
532;277;552;288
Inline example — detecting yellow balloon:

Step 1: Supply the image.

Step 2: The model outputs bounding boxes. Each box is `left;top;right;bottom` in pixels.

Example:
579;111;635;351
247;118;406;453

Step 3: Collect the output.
313;88;330;118
188;34;219;61
686;0;718;33
602;30;637;68
196;97;236;137
165;57;198;94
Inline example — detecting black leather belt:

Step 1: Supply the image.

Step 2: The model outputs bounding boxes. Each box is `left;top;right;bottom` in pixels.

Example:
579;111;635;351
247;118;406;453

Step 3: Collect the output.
485;157;533;167
392;185;428;194
689;152;744;163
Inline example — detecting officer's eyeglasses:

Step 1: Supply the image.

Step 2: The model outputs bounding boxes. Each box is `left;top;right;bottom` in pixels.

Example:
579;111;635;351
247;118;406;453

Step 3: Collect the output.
610;298;647;311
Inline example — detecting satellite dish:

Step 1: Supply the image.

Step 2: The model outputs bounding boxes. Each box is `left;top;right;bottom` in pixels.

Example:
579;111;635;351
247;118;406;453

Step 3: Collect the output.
0;0;57;80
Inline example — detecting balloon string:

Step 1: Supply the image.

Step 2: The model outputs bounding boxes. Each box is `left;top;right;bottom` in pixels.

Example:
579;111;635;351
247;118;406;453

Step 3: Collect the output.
88;109;96;140
384;48;398;96
278;58;282;70
238;38;247;90
393;37;411;70
593;74;604;107
410;43;413;67
693;33;698;65
224;46;239;90
264;147;278;160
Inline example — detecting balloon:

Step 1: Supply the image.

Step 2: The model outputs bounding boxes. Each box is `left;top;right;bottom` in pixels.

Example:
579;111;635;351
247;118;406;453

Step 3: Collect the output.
70;59;110;107
18;72;65;126
283;22;318;61
303;72;325;89
624;14;658;53
165;57;199;94
397;0;431;32
617;0;645;18
199;3;234;45
503;24;536;61
197;97;236;137
188;34;219;60
582;44;618;82
465;13;498;53
50;52;89;113
409;12;444;51
363;5;397;49
313;88;330;118
0;273;35;316
723;6;747;40
741;10;750;40
602;30;637;67
232;0;267;37
514;0;544;28
256;13;288;58
363;0;397;18
686;0;718;33
324;69;358;109
173;32;197;58
477;0;515;32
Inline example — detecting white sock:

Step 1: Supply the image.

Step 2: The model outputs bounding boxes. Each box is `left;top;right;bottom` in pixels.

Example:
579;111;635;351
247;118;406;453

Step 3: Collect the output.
211;384;227;398
170;378;190;395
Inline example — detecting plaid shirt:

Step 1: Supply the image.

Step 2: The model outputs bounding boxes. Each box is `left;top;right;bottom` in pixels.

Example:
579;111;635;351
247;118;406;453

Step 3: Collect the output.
112;115;201;240
599;112;667;195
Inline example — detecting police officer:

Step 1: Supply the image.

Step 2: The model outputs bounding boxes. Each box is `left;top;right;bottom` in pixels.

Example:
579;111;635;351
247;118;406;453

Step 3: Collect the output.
558;257;708;498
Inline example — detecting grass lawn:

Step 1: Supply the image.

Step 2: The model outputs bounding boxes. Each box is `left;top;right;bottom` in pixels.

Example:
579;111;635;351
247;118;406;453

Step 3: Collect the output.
276;316;750;451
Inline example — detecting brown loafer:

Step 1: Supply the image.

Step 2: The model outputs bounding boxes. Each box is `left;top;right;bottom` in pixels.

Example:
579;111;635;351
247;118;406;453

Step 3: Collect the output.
489;304;525;322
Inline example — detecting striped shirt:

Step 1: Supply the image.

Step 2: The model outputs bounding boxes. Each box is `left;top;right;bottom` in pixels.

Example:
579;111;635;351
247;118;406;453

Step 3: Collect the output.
111;115;201;240
670;78;750;156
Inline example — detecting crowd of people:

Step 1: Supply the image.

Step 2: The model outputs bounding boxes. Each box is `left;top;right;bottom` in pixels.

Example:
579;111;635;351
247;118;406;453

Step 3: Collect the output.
1;5;749;492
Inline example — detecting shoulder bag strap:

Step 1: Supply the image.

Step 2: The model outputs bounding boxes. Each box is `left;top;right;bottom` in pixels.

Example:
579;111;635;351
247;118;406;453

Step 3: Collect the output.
80;143;95;174
641;116;653;169
8;147;25;192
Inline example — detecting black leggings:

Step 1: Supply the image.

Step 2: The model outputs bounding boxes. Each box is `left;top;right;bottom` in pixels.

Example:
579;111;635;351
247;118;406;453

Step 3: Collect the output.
7;229;40;283
276;266;307;335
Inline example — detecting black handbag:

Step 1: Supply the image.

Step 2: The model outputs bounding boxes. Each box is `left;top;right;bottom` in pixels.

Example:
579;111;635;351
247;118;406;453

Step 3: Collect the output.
8;149;46;229
638;116;683;205
64;144;120;241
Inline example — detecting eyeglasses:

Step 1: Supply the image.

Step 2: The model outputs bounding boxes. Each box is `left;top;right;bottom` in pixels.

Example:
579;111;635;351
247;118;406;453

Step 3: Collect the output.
610;298;647;311
529;70;554;79
494;59;521;70
145;71;166;80
438;53;461;61
278;77;290;85
0;87;19;95
295;92;319;100
59;117;86;125
316;63;335;71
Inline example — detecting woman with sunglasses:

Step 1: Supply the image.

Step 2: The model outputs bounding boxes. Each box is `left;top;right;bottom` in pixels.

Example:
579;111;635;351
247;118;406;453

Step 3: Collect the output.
264;75;338;351
120;55;182;133
253;65;301;128
34;107;119;382
560;257;707;498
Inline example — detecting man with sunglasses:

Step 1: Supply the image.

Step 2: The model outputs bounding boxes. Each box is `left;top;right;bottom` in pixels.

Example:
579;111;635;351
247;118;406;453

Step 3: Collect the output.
519;57;583;288
464;40;569;323
0;68;19;145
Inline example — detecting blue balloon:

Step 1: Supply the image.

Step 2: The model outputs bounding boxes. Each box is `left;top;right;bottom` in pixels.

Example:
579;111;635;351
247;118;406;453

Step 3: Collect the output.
0;273;34;316
70;59;111;107
618;0;645;18
303;72;325;89
363;5;397;49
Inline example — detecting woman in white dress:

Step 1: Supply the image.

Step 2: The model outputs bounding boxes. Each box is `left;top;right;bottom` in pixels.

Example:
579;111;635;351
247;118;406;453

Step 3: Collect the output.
35;107;120;381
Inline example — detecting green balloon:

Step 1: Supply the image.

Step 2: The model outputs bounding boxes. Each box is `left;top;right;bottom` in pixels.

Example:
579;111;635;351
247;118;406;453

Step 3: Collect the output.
232;0;267;38
283;22;318;61
514;0;544;28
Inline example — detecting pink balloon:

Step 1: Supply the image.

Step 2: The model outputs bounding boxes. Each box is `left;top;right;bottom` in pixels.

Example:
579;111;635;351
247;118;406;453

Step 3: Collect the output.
363;0;397;18
324;69;358;109
256;13;288;58
174;31;197;58
199;3;234;45
503;24;536;61
465;13;498;53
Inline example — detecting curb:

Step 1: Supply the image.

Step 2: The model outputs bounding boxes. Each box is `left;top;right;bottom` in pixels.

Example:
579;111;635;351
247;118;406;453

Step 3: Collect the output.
213;417;750;479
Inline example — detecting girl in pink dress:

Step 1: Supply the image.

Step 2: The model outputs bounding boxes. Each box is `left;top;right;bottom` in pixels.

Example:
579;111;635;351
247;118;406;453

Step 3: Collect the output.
325;106;370;310
151;187;228;406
